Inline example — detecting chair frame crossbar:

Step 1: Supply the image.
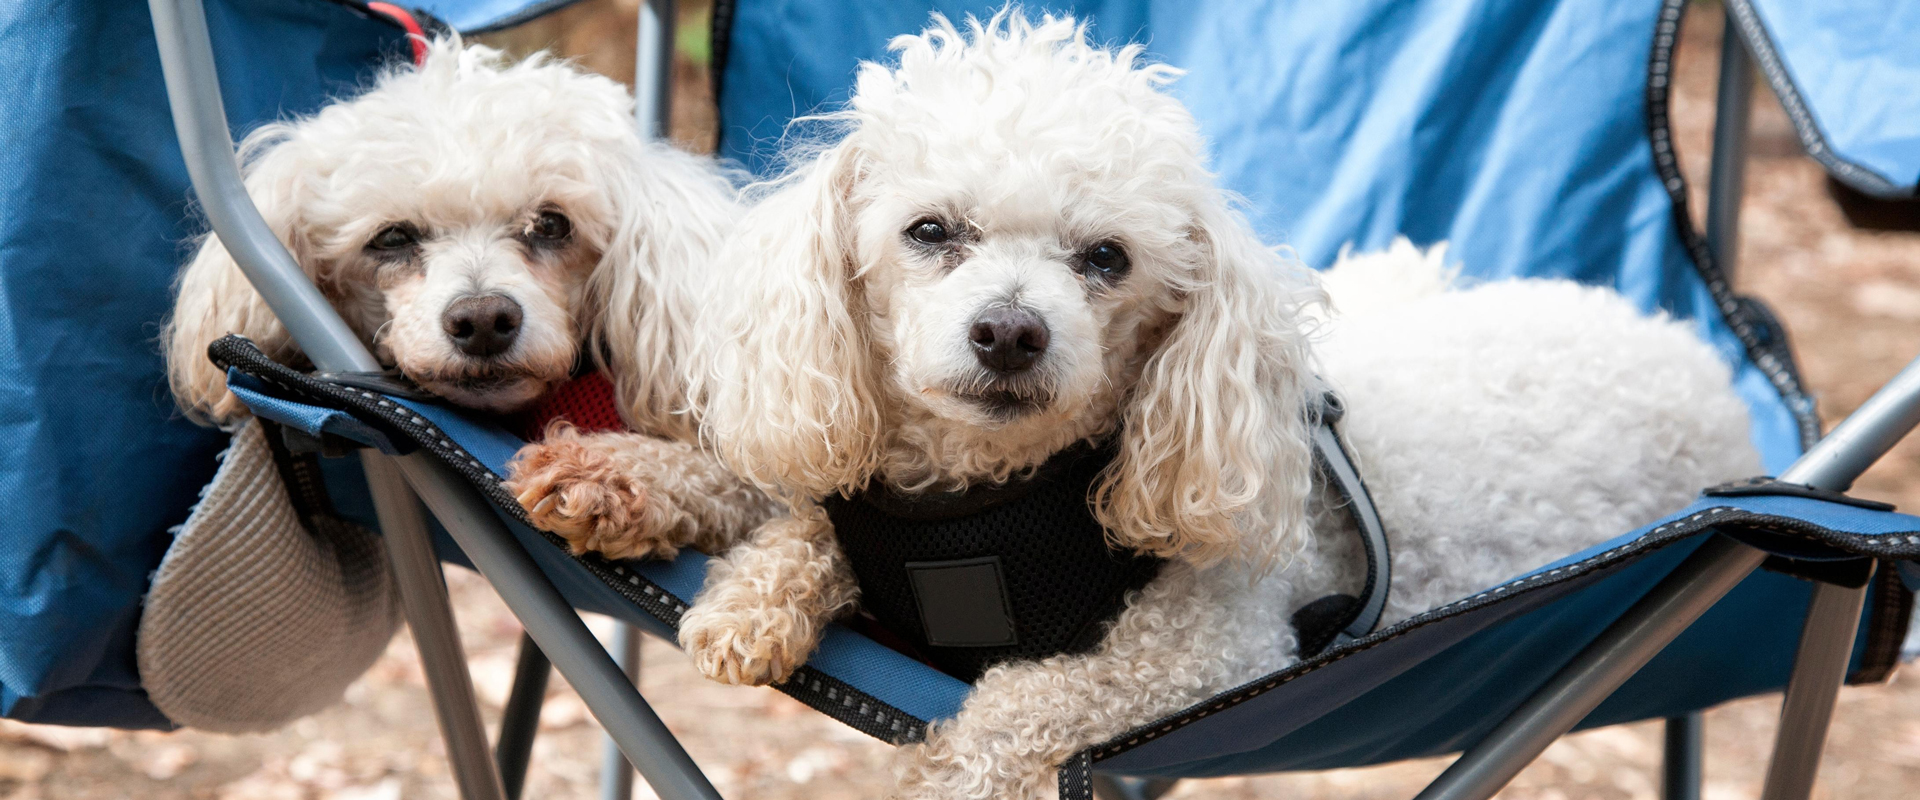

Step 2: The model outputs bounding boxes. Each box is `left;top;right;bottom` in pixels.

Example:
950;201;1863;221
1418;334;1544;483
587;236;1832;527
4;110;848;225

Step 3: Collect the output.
145;1;1919;798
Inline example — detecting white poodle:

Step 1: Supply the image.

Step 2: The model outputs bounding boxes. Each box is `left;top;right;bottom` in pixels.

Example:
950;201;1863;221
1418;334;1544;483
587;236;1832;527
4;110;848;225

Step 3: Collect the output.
667;13;1761;799
164;41;767;550
165;40;729;431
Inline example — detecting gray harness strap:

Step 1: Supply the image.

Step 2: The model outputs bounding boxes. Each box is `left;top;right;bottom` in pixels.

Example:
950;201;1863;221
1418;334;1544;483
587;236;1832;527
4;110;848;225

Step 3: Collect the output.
1298;390;1392;656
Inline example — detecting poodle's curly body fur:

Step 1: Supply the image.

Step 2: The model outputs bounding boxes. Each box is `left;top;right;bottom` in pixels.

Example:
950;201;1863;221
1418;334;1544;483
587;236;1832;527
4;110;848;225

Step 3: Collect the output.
668;14;1761;800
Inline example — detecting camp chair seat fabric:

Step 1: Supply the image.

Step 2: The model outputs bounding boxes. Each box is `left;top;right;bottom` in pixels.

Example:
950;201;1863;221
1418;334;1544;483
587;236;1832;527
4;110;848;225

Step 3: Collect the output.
214;335;1918;786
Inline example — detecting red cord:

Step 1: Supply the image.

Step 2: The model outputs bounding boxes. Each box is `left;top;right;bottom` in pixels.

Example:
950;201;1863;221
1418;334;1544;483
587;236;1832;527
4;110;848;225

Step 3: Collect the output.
366;2;429;67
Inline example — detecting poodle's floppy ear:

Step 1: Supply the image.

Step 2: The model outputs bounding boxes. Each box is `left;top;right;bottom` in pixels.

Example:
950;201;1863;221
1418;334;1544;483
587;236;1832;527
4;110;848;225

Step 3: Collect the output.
699;141;886;500
1094;198;1327;569
162;127;313;428
589;141;740;442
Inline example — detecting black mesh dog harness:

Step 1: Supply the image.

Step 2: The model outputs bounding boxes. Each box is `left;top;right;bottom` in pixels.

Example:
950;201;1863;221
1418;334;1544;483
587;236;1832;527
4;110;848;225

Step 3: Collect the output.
825;442;1157;683
825;392;1389;683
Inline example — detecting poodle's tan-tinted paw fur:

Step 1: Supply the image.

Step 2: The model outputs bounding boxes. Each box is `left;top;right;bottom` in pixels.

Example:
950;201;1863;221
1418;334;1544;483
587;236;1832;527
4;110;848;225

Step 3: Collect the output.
677;513;859;686
677;603;812;686
505;426;679;560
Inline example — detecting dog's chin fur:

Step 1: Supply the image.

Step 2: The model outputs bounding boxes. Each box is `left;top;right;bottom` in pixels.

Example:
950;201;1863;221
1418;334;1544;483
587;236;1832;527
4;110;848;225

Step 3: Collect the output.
410;369;558;415
164;38;738;435
678;11;1765;800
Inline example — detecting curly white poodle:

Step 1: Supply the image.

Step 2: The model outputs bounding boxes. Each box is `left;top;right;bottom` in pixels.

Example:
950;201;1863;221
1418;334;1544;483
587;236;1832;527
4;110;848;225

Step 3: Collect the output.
651;12;1763;799
165;40;733;430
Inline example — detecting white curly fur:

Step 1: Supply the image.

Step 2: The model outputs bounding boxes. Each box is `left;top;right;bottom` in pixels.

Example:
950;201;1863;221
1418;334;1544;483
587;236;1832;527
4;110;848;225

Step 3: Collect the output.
163;39;736;431
671;11;1760;799
158;40;775;555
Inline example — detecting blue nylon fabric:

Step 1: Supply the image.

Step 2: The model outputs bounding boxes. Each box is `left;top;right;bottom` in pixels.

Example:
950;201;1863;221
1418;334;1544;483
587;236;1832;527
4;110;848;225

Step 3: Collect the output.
0;0;402;727
715;0;1806;476
226;372;402;454
408;0;587;34
1744;0;1920;196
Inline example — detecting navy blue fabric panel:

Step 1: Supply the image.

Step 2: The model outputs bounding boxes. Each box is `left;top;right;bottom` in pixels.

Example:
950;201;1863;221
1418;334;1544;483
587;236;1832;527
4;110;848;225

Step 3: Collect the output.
0;0;400;726
1743;0;1920;196
715;0;1806;474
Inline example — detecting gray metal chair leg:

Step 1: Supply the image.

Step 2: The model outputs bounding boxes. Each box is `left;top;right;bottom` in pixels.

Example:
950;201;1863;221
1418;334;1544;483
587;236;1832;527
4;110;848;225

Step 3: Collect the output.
600;624;643;800
497;633;551;800
1662;712;1703;800
1412;535;1768;800
365;453;509;800
393;452;723;800
1091;775;1180;800
1705;2;1756;278
1758;577;1871;800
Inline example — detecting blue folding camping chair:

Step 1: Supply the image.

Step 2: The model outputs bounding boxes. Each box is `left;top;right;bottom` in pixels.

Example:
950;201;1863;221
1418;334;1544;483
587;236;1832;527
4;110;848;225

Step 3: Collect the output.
4;1;1919;799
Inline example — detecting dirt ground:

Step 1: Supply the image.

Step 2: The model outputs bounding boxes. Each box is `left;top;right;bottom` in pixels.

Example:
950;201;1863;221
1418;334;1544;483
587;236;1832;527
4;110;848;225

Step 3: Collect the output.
6;2;1918;798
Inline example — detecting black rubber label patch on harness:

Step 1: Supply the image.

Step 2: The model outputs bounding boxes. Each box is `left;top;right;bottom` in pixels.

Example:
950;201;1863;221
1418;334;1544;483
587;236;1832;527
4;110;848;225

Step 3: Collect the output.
907;557;1019;647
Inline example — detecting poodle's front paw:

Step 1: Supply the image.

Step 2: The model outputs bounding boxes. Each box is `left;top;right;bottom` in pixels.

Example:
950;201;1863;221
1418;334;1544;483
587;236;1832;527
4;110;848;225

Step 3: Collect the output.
505;437;677;560
677;601;813;686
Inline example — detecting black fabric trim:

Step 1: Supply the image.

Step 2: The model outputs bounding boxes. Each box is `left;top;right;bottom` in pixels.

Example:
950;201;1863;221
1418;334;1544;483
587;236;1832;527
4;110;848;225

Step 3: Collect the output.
1057;751;1097;800
1078;503;1920;768
209;336;931;744
1855;564;1914;684
708;0;738;118
1723;0;1914;199
1647;0;1820;450
1706;476;1896;512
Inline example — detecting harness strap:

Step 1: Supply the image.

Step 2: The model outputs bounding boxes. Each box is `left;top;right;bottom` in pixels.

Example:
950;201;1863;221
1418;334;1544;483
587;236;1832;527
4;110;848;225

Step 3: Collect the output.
1294;390;1392;657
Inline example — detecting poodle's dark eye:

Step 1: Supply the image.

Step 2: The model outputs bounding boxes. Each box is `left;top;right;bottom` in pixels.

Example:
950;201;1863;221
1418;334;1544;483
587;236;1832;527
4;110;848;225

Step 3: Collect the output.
528;211;572;241
1080;241;1130;277
368;224;419;251
906;219;950;245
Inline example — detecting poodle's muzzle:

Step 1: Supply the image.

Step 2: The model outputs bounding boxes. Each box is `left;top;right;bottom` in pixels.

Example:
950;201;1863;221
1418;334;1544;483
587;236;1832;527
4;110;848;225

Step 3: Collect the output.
952;304;1057;419
442;294;523;358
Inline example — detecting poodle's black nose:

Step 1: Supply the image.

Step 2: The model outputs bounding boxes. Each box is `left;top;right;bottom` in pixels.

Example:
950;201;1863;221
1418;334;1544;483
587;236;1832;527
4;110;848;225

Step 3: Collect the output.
442;294;523;358
968;307;1049;373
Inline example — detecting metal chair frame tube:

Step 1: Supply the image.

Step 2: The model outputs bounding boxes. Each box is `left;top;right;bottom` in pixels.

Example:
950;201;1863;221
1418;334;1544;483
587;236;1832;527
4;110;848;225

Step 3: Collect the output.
1706;4;1756;280
149;1;721;798
391;453;722;800
497;634;552;800
1661;712;1703;800
364;453;511;800
601;624;644;800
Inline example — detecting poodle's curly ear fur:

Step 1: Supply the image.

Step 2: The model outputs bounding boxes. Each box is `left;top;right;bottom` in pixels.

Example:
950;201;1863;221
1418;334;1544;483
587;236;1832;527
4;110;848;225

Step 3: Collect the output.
590;140;740;441
700;142;886;500
162;127;311;429
1095;199;1327;569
